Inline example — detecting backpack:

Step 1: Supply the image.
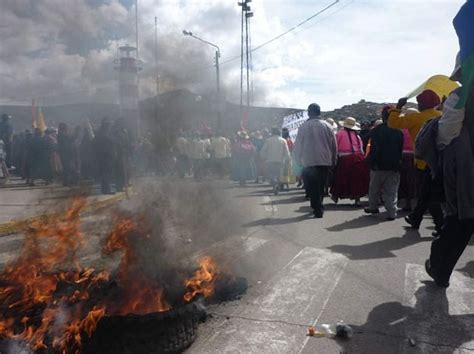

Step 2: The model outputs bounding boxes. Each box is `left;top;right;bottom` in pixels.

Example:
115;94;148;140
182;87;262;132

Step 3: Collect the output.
415;117;441;176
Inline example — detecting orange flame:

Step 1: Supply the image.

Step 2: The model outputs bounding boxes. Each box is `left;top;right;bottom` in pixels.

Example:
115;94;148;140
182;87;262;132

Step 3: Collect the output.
0;198;223;352
184;256;218;302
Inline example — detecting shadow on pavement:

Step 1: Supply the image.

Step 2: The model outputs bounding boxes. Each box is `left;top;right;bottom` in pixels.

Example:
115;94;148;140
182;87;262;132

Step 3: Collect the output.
261;195;307;205
327;229;430;260
242;214;311;227
459;261;474;278
326;215;387;231
338;283;474;353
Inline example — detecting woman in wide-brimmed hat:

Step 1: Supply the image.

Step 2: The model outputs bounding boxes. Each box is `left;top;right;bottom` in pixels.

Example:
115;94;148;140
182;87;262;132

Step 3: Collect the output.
331;117;369;206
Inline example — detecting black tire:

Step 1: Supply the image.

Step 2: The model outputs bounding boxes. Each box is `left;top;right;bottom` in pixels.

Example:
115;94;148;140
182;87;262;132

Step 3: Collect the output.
84;302;206;354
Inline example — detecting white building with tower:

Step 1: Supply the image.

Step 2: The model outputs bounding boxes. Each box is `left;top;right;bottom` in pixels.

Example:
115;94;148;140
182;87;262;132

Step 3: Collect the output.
114;45;142;138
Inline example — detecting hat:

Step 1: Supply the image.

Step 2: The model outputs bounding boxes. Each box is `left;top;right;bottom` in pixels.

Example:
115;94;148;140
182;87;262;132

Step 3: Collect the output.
450;52;461;82
325;118;338;130
340;117;360;131
416;89;440;109
237;131;249;139
374;119;383;127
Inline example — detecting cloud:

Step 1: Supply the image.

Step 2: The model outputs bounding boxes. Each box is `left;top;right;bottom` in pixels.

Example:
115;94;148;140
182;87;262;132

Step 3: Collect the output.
0;0;466;110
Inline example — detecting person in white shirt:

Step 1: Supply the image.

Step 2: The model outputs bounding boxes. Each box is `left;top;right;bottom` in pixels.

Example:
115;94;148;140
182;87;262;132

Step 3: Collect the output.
260;127;290;195
175;134;189;178
211;133;231;178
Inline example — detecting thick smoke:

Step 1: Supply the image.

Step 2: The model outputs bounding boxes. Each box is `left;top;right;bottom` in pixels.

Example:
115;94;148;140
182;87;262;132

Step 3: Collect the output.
0;0;246;106
99;180;245;303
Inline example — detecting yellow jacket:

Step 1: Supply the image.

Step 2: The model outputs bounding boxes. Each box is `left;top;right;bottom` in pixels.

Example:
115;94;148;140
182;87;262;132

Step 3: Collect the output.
388;108;441;170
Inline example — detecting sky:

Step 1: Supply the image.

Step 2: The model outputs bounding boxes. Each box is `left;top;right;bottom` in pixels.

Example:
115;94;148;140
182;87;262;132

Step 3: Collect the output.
0;0;466;110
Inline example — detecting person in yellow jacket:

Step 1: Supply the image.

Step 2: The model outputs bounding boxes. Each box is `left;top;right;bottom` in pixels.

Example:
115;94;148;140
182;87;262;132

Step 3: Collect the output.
388;89;444;235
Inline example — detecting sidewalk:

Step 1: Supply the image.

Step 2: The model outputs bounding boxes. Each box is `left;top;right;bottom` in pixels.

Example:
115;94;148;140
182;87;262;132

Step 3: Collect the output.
0;177;128;235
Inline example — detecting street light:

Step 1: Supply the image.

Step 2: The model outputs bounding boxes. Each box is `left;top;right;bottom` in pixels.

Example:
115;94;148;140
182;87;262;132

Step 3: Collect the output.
183;30;222;129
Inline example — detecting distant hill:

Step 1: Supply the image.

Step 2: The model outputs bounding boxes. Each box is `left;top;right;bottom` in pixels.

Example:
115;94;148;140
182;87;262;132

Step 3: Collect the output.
321;99;418;123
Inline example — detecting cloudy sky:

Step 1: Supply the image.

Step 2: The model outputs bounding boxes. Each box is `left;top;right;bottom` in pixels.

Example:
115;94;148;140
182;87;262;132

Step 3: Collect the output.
0;0;465;110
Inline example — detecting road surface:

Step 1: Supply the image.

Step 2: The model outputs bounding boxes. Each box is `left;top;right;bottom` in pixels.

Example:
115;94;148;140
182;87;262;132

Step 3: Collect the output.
0;179;472;353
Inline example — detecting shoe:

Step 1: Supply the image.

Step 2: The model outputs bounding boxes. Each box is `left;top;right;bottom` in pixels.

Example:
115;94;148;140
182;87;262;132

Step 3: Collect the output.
313;212;323;219
386;216;396;221
404;216;420;230
364;207;380;214
425;260;449;288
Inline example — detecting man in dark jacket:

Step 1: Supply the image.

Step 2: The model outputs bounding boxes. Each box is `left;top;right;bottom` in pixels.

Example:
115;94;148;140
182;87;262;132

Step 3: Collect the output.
364;106;404;220
94;118;116;194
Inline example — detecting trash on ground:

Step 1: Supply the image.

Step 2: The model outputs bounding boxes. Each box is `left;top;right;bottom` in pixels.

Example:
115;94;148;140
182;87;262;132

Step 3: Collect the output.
307;322;353;339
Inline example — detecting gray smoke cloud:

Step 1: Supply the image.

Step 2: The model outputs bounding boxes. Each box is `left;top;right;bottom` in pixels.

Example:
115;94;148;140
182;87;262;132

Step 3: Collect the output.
0;0;251;106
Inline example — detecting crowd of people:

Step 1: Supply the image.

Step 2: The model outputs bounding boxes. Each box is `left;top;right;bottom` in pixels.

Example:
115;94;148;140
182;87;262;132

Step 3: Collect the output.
0;116;138;194
172;49;472;289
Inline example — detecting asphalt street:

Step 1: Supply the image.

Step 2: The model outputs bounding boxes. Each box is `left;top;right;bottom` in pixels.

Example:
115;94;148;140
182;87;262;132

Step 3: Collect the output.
0;179;472;353
189;182;474;354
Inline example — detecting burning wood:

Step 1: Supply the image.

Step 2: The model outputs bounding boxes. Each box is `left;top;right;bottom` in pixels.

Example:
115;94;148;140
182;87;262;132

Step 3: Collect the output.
0;197;231;353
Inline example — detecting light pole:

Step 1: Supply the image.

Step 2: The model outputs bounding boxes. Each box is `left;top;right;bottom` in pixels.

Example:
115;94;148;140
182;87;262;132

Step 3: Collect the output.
183;30;222;130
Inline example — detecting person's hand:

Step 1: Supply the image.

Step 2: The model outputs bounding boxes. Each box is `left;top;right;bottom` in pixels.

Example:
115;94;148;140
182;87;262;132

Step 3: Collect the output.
396;97;408;109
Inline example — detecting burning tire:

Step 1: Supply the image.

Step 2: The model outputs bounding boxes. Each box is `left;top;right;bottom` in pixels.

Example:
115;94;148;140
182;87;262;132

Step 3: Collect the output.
84;301;207;354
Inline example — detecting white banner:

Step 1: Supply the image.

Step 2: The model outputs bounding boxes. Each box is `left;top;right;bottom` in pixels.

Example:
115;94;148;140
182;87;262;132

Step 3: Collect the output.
282;111;308;142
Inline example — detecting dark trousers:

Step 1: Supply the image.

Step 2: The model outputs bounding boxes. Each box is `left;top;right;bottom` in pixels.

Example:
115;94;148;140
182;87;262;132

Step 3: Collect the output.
303;166;329;216
410;168;444;230
430;216;474;282
5;142;11;168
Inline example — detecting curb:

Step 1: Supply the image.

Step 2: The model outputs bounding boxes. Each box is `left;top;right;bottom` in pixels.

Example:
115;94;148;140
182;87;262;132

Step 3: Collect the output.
0;192;128;236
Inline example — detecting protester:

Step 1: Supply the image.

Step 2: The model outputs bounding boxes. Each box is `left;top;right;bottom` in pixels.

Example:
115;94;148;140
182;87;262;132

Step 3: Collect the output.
294;103;337;218
27;128;49;186
388;90;444;234
260;127;290;195
399;125;416;211
331;117;369;206
0;114;13;168
325;118;339;134
364;108;404;220
22;130;33;183
425;49;474;287
80;122;96;181
12;133;25;177
57;123;75;186
44;128;62;183
359;121;372;151
94;118;116;194
113;119;131;192
280;128;295;191
232;131;256;186
71;125;83;184
251;131;265;183
0;138;8;183
188;132;208;180
175;133;190;178
210;132;232;178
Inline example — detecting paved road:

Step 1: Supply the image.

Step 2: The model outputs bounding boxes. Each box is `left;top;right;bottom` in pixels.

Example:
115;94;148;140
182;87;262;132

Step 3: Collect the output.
0;180;472;353
189;183;474;354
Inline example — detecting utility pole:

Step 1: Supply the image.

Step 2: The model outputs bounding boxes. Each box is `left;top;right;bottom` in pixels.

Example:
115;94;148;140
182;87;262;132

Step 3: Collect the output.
183;30;222;130
154;16;160;100
135;0;141;138
238;0;253;129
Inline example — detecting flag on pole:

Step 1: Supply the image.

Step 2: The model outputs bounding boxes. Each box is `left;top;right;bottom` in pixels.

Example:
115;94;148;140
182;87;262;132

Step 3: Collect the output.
406;75;459;101
32;99;37;129
37;108;47;133
453;0;474;107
